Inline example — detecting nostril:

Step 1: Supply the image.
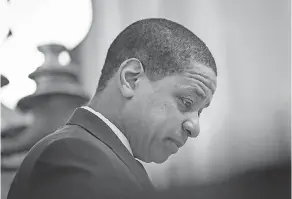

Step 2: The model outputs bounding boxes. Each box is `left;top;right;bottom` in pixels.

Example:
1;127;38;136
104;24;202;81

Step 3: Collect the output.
185;129;191;137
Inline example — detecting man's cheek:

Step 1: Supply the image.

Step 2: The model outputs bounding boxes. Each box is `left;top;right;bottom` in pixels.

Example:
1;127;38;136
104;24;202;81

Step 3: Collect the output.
149;104;166;121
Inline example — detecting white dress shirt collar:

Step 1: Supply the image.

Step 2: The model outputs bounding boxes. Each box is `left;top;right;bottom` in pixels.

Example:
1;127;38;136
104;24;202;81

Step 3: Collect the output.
81;106;133;156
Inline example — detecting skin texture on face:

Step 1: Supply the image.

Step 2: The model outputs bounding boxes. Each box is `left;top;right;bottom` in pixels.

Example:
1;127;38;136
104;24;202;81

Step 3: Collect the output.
120;61;217;163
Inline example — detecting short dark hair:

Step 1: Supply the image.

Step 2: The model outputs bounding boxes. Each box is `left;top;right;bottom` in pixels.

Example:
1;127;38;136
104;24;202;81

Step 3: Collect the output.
97;18;217;92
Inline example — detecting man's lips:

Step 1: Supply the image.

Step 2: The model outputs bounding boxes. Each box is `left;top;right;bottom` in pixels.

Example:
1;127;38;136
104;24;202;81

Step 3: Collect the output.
169;138;184;148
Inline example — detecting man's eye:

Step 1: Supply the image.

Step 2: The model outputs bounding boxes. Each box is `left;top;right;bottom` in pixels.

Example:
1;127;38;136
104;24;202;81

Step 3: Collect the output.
181;98;193;109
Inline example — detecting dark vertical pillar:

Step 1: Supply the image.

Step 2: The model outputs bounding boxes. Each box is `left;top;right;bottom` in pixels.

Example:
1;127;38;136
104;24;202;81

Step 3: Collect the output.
1;43;89;157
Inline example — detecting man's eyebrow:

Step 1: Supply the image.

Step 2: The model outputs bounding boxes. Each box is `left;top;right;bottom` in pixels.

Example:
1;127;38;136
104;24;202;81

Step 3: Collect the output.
189;86;211;108
192;87;206;99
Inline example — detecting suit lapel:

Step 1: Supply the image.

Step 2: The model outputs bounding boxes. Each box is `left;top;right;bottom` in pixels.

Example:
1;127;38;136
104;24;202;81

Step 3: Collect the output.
66;108;153;189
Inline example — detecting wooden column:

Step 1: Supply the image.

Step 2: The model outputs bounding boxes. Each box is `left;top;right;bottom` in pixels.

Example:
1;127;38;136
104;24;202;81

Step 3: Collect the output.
1;44;89;158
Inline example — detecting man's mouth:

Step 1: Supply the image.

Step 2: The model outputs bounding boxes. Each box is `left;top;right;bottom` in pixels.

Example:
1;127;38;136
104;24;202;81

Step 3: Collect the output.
169;138;183;148
167;139;179;154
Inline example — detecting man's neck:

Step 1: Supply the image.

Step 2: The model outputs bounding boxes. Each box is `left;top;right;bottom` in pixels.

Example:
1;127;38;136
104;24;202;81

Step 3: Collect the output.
81;105;133;156
88;95;125;137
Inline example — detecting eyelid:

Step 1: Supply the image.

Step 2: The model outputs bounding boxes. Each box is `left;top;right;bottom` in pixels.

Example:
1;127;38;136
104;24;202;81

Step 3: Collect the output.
180;97;194;111
181;97;194;105
182;97;193;102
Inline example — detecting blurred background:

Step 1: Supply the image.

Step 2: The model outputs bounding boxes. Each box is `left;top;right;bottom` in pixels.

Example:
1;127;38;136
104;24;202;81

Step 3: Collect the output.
0;0;290;199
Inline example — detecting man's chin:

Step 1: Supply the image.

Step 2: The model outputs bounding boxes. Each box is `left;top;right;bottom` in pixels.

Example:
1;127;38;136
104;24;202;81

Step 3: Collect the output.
135;151;170;164
151;154;170;164
136;155;169;164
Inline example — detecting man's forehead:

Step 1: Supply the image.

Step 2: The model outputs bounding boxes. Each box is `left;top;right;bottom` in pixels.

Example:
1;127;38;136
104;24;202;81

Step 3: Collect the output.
182;63;217;93
187;63;217;79
152;63;217;93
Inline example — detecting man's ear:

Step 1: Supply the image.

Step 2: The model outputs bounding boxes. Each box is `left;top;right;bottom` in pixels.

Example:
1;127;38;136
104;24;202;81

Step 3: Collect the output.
117;58;145;98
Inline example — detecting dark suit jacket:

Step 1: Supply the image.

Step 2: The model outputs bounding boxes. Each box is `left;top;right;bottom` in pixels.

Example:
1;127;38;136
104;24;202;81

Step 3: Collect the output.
7;108;155;199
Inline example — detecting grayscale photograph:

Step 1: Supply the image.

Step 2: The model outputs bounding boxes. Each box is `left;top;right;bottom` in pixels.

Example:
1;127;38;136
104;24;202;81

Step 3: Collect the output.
0;0;290;198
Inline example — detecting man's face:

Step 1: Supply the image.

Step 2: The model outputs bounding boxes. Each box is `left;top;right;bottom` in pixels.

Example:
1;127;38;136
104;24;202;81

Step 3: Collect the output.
121;63;217;163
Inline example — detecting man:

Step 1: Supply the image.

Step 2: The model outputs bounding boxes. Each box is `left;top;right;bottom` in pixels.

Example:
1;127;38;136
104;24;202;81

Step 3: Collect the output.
7;18;217;199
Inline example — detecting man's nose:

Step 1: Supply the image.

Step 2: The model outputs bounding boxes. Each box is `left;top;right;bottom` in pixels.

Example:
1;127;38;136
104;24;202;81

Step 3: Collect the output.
182;116;200;138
